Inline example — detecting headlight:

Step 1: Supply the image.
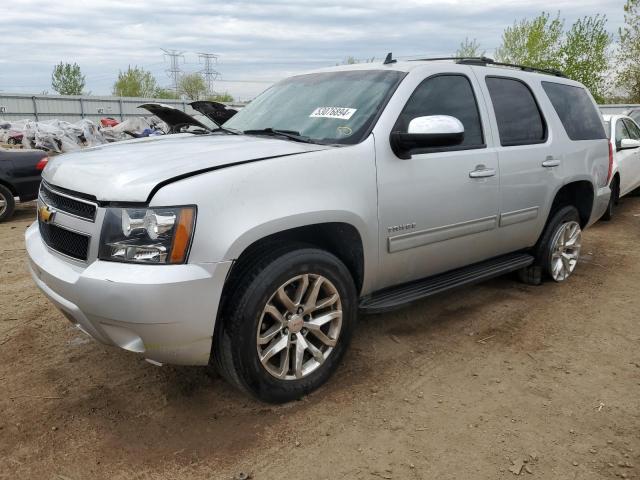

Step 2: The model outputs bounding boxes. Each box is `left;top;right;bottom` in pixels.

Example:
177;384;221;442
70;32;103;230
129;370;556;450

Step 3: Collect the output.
99;206;196;264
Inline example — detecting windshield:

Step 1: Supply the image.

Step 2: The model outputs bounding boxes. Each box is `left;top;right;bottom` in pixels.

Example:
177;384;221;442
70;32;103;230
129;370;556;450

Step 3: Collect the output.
224;70;405;144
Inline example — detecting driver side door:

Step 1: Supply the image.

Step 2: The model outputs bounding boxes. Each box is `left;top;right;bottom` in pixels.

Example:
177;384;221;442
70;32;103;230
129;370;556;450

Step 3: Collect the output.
375;72;501;289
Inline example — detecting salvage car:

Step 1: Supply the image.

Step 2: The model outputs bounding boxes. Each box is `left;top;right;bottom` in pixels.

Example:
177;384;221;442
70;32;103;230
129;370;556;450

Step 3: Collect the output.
601;114;640;220
26;56;610;403
139;101;237;134
0;147;48;222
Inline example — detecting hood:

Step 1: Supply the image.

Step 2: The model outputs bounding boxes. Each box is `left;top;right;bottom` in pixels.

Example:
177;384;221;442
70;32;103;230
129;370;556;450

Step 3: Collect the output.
190;101;238;126
139;103;211;133
43;134;330;202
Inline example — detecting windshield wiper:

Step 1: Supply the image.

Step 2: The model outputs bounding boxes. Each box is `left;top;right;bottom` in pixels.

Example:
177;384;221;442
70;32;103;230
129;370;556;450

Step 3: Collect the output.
243;128;314;143
212;125;241;135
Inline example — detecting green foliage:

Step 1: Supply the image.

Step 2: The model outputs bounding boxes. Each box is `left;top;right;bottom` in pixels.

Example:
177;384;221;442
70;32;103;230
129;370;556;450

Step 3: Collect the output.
208;92;234;102
617;0;640;102
495;12;612;101
495;12;564;70
179;73;207;100
155;88;180;99
455;38;485;58
112;66;159;98
561;15;611;102
51;62;85;95
340;56;376;65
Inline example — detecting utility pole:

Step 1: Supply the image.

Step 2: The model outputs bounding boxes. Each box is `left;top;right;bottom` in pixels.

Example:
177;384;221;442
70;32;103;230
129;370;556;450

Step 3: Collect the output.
198;52;220;96
162;48;185;96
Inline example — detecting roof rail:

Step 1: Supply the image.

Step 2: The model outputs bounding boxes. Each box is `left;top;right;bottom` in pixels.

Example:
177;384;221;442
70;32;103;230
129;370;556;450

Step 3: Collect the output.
407;56;565;78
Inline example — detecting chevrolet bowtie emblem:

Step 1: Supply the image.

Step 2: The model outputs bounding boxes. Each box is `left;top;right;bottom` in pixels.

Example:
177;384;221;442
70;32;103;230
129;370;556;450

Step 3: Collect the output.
38;204;56;224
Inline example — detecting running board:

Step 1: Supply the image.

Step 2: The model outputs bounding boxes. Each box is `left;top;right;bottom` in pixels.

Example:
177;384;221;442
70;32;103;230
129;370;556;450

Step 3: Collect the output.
359;253;534;314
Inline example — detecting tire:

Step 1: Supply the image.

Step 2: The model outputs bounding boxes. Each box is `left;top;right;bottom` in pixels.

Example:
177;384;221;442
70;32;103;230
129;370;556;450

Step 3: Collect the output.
601;178;619;221
535;206;582;282
214;246;357;403
0;184;16;223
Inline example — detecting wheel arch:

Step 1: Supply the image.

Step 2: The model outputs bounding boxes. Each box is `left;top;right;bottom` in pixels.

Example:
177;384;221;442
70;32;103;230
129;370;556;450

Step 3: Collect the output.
548;180;594;228
0;178;18;197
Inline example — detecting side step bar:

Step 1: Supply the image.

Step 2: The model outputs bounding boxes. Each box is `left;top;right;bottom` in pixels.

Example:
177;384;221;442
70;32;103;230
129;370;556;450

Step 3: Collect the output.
359;252;534;314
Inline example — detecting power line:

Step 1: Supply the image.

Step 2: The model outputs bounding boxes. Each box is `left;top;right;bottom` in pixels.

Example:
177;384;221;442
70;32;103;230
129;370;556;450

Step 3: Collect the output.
161;48;185;95
198;52;220;95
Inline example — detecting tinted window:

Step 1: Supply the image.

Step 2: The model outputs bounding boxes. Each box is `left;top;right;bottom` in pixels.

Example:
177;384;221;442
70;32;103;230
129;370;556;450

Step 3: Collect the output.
623;119;640;140
542;82;607;140
486;77;545;146
396;75;484;148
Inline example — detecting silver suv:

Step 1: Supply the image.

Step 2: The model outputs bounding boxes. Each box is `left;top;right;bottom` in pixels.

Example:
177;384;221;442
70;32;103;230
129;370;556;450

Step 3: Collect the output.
26;56;611;403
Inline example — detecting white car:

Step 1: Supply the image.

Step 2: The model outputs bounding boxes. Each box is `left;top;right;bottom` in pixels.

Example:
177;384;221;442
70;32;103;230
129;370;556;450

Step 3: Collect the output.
602;114;640;220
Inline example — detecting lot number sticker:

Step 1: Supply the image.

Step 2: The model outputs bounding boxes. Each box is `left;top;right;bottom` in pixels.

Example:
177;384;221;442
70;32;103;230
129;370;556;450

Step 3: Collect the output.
309;107;357;120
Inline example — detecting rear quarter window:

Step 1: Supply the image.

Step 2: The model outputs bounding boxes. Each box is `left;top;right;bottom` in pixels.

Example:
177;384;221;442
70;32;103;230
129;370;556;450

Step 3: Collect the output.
541;82;606;141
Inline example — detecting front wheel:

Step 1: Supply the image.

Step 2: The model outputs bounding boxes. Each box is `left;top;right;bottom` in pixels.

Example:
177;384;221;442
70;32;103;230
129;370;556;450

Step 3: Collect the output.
214;247;357;403
536;206;582;282
0;184;16;223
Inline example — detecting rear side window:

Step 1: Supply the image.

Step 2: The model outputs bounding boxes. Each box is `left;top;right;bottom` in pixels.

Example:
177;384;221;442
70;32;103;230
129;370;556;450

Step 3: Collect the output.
542;82;606;140
396;74;484;148
486;77;546;146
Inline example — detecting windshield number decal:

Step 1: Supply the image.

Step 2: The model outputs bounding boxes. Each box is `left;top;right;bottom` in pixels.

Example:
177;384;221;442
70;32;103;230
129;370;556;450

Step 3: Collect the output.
309;107;357;120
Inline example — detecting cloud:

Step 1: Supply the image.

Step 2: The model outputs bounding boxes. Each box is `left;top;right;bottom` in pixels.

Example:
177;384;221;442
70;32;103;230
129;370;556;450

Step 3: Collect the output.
0;0;624;100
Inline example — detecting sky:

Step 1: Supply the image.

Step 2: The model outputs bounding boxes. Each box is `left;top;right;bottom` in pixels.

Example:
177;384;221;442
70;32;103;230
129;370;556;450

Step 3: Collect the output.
0;0;626;101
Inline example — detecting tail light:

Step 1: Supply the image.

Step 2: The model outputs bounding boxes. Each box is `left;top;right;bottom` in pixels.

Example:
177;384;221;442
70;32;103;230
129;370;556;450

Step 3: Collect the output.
36;157;48;171
607;141;613;184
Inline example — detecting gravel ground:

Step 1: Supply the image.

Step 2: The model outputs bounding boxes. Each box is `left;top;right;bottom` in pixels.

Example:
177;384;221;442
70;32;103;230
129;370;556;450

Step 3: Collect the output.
1;199;639;480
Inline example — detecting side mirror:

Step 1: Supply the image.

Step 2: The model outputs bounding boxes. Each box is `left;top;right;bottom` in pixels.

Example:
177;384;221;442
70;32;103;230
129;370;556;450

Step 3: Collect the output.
620;138;640;150
391;115;464;159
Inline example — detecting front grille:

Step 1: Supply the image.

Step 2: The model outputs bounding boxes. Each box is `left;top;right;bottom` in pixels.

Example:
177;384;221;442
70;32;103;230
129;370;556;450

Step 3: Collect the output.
39;221;90;261
40;183;97;221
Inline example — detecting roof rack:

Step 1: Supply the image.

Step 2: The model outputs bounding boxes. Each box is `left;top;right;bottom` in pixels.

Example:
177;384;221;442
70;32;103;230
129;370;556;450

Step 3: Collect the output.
407;56;565;78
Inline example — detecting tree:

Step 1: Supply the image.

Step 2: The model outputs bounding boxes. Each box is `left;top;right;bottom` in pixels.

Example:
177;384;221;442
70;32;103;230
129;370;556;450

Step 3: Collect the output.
51;62;85;95
179;73;207;101
155;88;180;99
617;0;640;102
455;38;485;57
495;12;564;70
561;15;611;103
112;66;159;98
208;92;234;102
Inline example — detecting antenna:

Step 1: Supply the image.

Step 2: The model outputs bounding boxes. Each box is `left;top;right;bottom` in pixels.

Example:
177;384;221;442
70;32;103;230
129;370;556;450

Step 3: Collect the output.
383;52;396;65
198;52;220;95
161;48;185;96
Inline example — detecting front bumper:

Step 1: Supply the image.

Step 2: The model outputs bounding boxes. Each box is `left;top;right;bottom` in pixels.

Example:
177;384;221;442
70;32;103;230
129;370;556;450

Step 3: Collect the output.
25;222;232;365
587;185;611;227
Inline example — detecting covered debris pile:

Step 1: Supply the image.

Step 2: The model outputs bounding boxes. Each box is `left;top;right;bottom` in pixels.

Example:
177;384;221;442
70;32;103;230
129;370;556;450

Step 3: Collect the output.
0;116;167;153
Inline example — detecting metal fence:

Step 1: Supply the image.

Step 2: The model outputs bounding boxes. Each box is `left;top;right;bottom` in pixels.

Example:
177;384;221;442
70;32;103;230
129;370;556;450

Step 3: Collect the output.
599;104;640;115
0;93;247;123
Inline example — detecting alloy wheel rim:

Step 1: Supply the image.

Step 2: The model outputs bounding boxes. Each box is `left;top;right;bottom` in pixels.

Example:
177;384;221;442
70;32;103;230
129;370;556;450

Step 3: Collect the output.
550;221;582;281
0;193;6;216
256;274;342;380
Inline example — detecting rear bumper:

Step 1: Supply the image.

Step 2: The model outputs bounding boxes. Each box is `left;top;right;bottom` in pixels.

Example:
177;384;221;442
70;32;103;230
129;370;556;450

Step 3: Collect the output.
25;221;232;365
587;185;611;227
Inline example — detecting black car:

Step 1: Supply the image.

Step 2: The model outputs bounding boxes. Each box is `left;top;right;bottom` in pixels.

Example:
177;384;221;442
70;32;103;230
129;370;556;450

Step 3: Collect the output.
0;147;48;222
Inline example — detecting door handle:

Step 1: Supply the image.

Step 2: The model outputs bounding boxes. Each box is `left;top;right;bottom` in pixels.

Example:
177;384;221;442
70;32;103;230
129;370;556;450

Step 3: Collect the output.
542;156;561;167
469;167;496;178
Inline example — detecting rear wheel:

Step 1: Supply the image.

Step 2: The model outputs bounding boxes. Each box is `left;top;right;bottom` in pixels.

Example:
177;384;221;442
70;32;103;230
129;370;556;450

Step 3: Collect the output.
535;206;582;282
0;184;16;223
214;247;357;403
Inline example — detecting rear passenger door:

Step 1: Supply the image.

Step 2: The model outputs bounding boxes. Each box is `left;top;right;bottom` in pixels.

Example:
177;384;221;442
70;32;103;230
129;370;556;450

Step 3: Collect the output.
475;74;558;252
621;119;640;195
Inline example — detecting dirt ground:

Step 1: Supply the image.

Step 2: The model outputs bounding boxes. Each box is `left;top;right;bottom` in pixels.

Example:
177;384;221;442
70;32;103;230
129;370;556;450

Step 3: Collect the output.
1;199;639;480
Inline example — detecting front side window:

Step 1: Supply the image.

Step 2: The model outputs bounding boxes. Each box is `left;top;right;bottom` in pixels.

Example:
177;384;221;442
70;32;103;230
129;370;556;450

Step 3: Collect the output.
616;119;631;147
623;119;640;140
541;81;606;141
393;74;484;148
486;77;546;146
224;70;405;145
